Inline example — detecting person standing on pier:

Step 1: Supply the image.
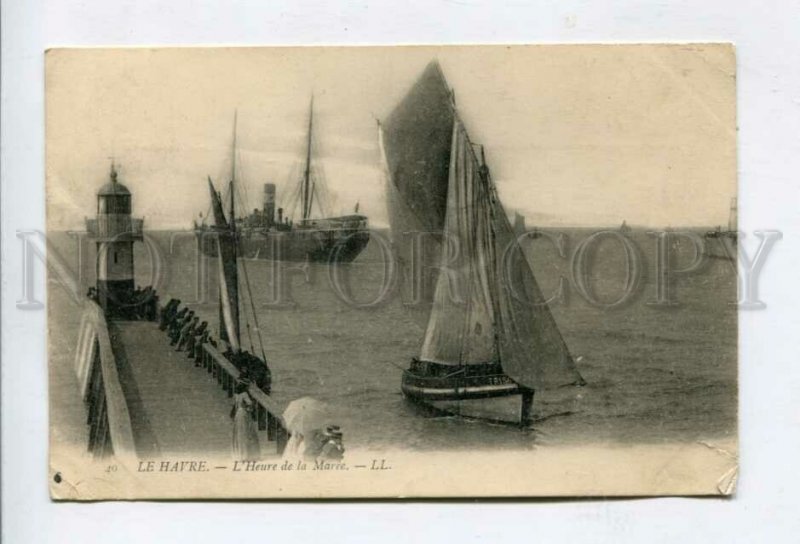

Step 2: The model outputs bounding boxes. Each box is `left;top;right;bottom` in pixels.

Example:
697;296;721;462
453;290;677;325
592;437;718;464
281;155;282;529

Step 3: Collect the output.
176;316;199;352
193;329;209;366
159;299;180;330
230;379;260;461
170;310;194;345
168;306;189;338
184;320;207;358
140;286;158;321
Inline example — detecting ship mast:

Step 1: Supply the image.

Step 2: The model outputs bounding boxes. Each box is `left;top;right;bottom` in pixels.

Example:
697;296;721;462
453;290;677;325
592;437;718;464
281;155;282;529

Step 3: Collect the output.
230;109;238;230
728;196;737;232
230;111;239;348
302;96;314;221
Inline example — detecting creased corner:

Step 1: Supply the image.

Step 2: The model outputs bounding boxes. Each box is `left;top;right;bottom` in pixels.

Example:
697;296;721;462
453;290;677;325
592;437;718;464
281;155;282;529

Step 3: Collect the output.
717;465;738;495
697;440;738;496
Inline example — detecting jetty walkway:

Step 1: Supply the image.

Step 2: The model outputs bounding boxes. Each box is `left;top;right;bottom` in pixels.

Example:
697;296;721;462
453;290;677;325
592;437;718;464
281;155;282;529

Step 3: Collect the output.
74;301;288;459
110;320;237;457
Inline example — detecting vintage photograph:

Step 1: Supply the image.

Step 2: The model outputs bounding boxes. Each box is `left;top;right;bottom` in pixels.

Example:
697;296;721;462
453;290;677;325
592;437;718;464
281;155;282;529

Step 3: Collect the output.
46;45;737;499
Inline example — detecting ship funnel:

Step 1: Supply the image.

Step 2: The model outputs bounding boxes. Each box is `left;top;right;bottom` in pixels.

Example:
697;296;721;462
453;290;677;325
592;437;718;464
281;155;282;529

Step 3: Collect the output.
263;183;276;226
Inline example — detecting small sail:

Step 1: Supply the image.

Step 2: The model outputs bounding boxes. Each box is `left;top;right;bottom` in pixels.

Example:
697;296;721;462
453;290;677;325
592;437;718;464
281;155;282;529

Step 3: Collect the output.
207;177;241;351
490;187;585;389
513;212;526;236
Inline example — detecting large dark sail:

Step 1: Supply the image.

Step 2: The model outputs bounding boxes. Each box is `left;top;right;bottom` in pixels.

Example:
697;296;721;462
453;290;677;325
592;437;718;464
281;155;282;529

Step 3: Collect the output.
207;177;241;351
382;61;455;238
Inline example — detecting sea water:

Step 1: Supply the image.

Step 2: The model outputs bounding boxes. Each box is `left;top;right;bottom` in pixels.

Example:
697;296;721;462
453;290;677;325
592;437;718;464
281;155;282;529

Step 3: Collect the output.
47;228;737;452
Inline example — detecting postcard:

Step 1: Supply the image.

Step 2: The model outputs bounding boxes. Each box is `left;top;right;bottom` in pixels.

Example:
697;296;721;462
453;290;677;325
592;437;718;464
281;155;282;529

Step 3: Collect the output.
46;44;737;499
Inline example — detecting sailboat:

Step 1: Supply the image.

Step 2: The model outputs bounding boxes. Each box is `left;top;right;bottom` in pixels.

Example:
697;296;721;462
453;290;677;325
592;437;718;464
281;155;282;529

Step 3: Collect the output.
205;114;270;385
380;62;585;426
196;100;370;263
705;197;737;238
512;211;541;240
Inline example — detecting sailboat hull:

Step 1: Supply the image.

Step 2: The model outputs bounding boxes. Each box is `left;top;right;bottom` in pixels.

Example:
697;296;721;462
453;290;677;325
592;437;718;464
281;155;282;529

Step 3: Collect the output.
401;361;522;402
401;363;533;426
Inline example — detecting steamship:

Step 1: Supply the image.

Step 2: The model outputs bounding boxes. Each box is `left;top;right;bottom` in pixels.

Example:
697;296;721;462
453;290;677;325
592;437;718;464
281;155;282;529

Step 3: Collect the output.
195;102;370;263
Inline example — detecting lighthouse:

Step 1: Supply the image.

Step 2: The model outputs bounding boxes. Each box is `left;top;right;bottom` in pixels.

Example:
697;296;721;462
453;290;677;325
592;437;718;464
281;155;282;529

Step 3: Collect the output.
86;163;144;318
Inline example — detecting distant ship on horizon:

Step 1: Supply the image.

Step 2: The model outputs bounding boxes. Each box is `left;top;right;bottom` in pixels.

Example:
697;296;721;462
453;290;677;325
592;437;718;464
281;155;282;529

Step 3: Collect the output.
195;101;370;263
704;197;737;260
512;211;541;239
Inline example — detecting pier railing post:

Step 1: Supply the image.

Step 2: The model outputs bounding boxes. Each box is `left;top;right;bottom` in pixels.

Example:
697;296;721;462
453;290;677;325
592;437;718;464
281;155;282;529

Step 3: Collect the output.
202;343;290;456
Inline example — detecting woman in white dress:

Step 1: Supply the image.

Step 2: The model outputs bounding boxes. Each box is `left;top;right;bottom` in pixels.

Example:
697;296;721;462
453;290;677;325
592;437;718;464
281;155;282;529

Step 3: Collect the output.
231;380;260;461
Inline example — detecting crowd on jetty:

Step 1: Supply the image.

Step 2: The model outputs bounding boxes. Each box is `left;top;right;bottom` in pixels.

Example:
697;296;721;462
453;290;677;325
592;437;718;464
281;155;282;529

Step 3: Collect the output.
87;285;159;321
158;298;272;395
84;288;343;462
160;298;343;462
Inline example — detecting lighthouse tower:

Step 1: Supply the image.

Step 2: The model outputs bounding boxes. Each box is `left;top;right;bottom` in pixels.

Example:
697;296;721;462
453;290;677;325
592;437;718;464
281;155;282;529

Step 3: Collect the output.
86;163;144;318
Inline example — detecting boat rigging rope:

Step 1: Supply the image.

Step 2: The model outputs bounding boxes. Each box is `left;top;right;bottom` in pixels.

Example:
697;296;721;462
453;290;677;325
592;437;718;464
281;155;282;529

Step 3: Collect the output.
239;254;268;363
245;322;255;354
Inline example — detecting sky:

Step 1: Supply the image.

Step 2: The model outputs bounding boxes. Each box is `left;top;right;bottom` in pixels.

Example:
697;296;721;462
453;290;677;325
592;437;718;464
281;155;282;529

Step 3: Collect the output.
46;44;736;230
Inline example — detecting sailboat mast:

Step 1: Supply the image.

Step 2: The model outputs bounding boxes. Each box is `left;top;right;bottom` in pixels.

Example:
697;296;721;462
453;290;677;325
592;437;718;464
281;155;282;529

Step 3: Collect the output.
228;111;241;348
231;110;238;190
476;139;504;366
229;112;237;228
302;96;314;221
